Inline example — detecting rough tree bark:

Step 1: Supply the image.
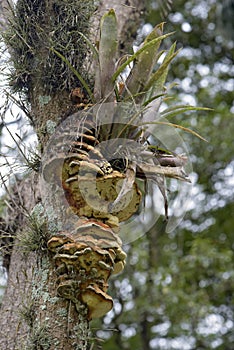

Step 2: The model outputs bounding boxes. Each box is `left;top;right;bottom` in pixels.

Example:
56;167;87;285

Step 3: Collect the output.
0;1;145;349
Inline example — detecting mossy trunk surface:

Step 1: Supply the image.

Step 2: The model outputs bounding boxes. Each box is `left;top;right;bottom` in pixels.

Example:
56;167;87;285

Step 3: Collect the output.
0;1;144;349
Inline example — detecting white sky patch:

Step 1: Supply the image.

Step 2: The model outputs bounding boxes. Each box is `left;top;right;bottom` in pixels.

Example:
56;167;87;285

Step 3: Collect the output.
0;266;7;293
180;77;194;93
178;93;197;106
120;325;137;339
169;12;184;24
191;2;209;19
150;336;195;350
196;64;210;76
0;98;37;196
181;22;192;33
177;47;202;60
198;313;233;336
141;23;153;37
151;321;171;336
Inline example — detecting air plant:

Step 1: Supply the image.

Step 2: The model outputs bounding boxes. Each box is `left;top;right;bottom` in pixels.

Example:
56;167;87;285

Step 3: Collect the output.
43;9;210;319
51;11;207;215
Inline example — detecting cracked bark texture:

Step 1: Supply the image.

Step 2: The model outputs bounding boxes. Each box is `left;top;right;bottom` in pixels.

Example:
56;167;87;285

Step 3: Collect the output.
0;1;145;349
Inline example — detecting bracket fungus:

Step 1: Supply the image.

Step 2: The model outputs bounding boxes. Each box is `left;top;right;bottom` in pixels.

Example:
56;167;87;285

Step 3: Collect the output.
47;219;127;319
42;10;196;320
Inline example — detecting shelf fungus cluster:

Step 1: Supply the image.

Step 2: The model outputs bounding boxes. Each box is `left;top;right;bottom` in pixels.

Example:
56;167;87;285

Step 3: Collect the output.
47;220;127;319
43;114;141;319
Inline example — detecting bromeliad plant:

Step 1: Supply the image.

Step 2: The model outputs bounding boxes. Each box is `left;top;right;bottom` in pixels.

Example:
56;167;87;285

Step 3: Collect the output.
44;10;208;319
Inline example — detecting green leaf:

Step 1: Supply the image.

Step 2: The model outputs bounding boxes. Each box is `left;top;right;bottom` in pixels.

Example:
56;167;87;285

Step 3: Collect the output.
140;120;208;141
144;43;180;98
98;9;118;99
50;48;94;101
125;23;166;96
143;93;166;107
77;31;99;60
112;31;175;83
161;105;213;118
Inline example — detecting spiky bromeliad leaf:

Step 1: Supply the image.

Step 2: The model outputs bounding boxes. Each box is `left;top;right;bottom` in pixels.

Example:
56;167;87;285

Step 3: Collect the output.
139;42;180;131
111;31;174;84
123;23;165;98
160;105;213;119
144;42;180;102
97;9;118;100
140;120;208;142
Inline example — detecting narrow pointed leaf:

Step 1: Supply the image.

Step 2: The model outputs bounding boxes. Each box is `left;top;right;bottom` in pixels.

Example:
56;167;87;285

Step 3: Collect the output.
125;23;165;96
161;105;213;118
112;32;175;83
145;43;180;97
77;31;99;60
50;48;94;101
140;120;208;141
143;93;166;107
98;9;118;99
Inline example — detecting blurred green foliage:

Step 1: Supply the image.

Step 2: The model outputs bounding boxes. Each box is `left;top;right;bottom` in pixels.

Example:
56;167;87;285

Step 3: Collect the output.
90;1;234;349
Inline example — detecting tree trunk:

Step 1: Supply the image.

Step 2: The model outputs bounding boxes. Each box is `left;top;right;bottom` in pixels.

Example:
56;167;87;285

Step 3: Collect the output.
0;1;144;349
